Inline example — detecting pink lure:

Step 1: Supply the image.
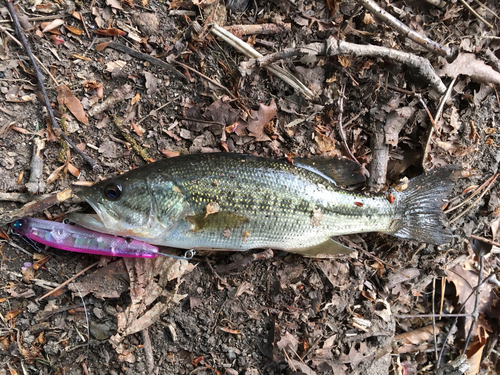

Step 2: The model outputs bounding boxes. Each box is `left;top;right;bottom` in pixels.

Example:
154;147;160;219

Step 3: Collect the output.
12;217;159;258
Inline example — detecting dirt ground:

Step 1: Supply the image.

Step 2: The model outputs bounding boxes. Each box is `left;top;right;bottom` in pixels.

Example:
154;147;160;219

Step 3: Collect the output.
0;0;500;374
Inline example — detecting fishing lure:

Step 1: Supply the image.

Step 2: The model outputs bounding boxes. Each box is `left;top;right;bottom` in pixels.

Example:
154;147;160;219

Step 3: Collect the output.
11;217;195;260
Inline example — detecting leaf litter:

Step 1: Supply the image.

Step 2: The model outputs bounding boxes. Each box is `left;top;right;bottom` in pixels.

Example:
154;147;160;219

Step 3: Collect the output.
0;0;500;374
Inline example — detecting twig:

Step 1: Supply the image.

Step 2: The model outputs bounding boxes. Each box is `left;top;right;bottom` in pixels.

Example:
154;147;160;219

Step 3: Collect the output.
472;0;500;20
445;173;497;214
105;42;185;81
458;0;494;29
357;0;451;57
141;329;155;373
173;60;238;100
211;25;314;100
304;37;446;94
224;23;291;36
5;1;99;170
0;24;58;85
204;256;229;287
216;249;274;274
484;49;500;73
436;273;494;367
37;261;99;301
470;235;500;249
432;277;438;363
0;12;90;24
337;83;358;162
0;189;74;226
463;253;484;350
418;95;440;136
240;48;300;70
395;313;473;318
135;102;172;126
449;173;499;224
422;77;457;169
112;116;152;163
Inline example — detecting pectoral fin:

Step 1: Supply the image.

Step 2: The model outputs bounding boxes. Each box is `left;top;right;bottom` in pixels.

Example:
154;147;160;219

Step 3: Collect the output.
186;212;249;232
288;238;354;256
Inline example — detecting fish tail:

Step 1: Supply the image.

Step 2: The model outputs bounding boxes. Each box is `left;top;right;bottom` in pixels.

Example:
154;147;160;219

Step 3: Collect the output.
387;166;461;244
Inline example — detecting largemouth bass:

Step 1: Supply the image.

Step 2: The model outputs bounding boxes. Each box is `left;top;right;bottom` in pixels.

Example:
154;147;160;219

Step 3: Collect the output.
69;153;458;255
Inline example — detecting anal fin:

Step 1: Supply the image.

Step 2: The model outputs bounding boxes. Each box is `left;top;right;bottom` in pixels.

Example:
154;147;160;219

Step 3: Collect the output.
288;238;354;257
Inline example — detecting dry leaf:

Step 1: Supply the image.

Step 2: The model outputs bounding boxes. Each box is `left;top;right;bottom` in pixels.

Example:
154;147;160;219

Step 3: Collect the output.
438;53;500;85
94;28;127;36
235;99;277;139
446;265;495;333
42;18;64;33
56;84;89;125
50;35;65;45
65;24;83;35
205;202;220;218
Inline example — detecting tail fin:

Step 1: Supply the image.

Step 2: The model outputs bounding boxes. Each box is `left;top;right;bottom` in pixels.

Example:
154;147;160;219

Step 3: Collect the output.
387;166;461;244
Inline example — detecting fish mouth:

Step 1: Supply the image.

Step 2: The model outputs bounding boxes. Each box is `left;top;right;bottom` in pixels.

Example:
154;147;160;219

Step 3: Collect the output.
69;193;120;233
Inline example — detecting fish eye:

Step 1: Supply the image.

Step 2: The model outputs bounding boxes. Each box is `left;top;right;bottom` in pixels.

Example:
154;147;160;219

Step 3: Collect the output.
12;220;23;230
103;183;122;201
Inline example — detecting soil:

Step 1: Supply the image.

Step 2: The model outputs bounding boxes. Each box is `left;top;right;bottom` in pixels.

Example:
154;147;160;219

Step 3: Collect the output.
0;0;500;374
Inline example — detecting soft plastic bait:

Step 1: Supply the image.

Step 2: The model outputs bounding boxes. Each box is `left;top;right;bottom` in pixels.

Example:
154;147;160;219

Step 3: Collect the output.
11;217;194;260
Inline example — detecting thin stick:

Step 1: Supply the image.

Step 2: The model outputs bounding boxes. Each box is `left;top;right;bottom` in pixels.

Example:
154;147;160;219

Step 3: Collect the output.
458;0;494;29
449;173;499;224
472;0;500;20
436;273;494;367
337;83;357;161
106;42;185;81
173;60;238;100
422;77;456;169
395;313;474;318
432;277;438;364
445;173;497;214
470;235;500;248
5;1;99;170
135;102;171;126
211;25;314;100
37;261;99;301
357;0;451;57
418;95;440;136
141;329;155;373
0;188;74;226
0;24;58;85
463;253;484;350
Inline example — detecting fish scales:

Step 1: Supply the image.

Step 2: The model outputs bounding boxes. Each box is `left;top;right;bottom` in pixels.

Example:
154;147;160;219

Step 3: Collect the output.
70;153;459;255
166;156;391;250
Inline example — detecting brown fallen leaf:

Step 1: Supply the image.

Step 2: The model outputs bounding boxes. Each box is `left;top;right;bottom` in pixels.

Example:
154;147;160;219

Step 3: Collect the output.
438;53;500;85
65;24;83;35
235;99;277;138
446;264;495;333
56;84;88;125
94;28;127;36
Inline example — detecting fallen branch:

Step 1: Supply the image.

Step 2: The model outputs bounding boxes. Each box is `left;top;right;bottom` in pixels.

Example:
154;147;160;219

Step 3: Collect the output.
6;1;99;170
0;188;74;226
224;23;291;36
357;0;452;57
105;42;185;81
305;37;447;94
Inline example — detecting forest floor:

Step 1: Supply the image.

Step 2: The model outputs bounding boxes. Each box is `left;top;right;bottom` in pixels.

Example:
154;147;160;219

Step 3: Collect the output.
0;0;500;374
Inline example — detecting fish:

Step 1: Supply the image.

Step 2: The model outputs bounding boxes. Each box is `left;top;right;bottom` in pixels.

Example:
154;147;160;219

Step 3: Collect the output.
69;153;459;256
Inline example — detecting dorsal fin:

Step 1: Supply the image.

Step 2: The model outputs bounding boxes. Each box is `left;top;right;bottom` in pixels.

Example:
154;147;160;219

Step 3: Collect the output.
294;156;367;186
